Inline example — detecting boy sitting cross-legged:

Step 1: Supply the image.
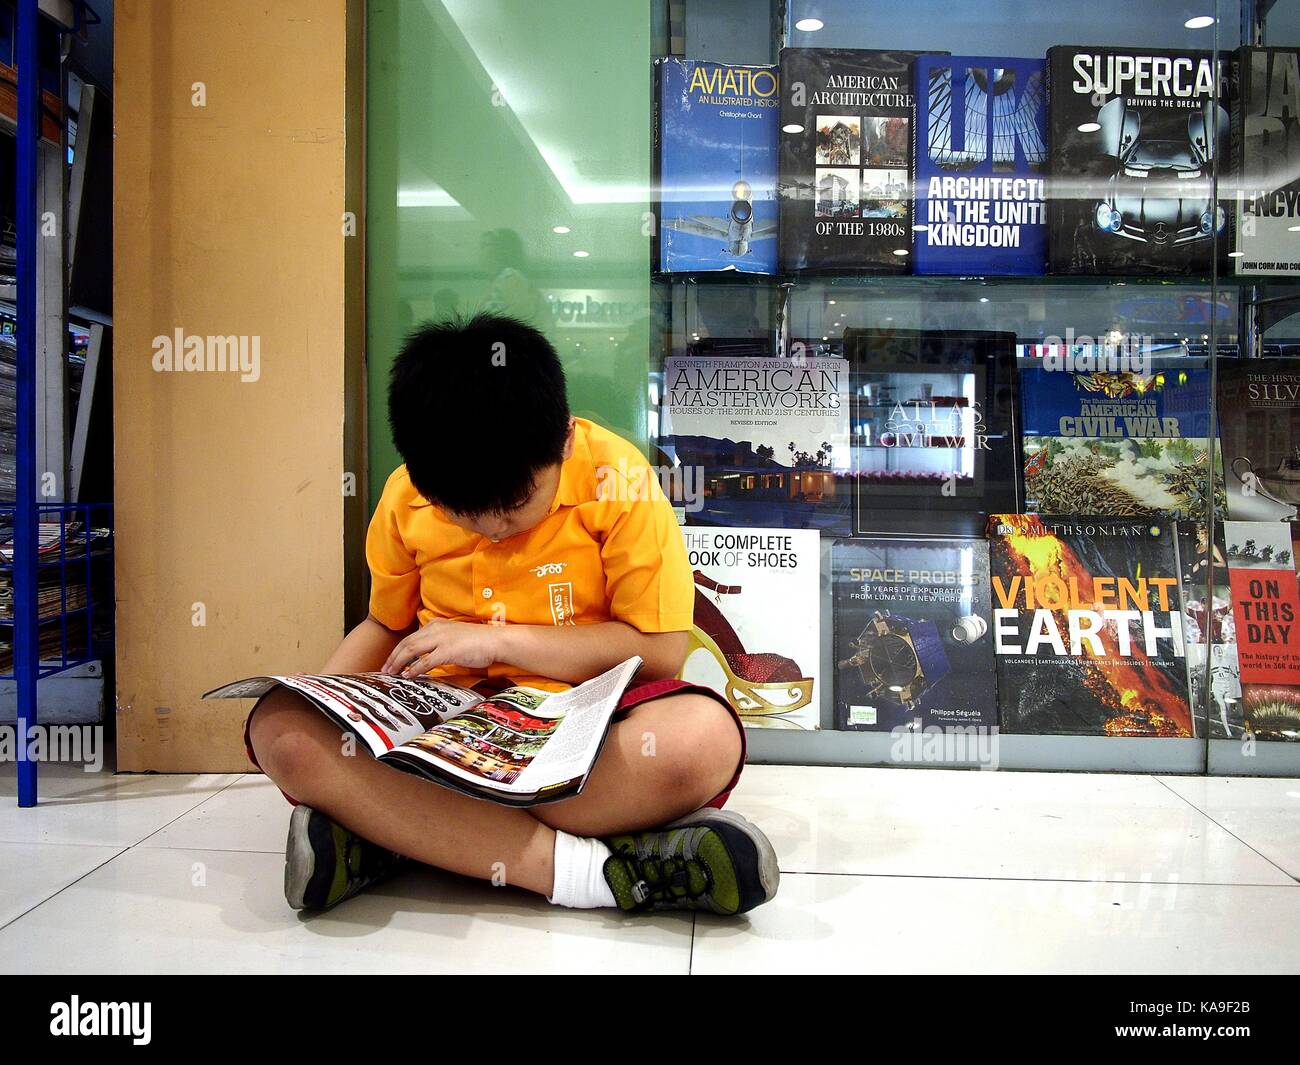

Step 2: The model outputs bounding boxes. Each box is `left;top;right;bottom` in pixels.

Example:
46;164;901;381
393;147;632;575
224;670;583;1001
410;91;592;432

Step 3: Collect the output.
245;313;778;915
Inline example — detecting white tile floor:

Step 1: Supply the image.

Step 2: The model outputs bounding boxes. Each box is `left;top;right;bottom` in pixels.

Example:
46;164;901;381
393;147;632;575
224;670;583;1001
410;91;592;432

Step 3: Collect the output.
0;761;1297;974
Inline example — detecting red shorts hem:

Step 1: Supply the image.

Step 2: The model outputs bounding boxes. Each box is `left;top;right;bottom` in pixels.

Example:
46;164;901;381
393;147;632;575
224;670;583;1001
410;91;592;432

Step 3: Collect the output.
243;676;746;812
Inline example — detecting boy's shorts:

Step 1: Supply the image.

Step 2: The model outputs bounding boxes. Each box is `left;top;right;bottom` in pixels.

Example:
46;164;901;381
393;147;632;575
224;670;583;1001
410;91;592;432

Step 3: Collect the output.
243;678;747;811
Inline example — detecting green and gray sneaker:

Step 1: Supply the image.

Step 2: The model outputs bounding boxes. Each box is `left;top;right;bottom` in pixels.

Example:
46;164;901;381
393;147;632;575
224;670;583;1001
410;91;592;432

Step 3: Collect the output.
284;804;408;912
602;808;778;915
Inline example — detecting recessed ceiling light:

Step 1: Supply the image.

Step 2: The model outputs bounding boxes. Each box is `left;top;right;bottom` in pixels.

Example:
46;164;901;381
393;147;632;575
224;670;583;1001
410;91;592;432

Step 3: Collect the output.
552;225;571;234
783;123;805;134
1289;224;1300;232
822;335;829;341
828;299;837;305
1229;250;1245;257
892;248;909;256
795;18;824;32
979;297;989;303
1077;121;1101;133
913;224;929;232
1184;15;1216;29
573;250;590;258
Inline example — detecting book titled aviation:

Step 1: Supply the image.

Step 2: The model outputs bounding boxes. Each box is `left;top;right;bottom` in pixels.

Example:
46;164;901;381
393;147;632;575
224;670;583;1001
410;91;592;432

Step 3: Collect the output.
1233;47;1300;276
678;526;821;730
988;514;1191;737
1223;521;1300;740
845;327;1020;537
777;48;920;271
653;57;780;274
1019;366;1220;520
1217;358;1300;522
659;355;851;532
1047;47;1229;275
912;54;1047;275
832;537;997;732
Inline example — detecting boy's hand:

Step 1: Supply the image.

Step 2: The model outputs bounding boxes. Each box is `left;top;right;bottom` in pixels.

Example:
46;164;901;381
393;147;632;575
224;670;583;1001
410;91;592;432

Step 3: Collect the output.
381;620;503;678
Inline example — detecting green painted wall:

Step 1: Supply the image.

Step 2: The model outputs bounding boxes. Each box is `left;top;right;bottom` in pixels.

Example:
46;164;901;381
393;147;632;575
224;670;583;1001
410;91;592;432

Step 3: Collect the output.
366;0;653;510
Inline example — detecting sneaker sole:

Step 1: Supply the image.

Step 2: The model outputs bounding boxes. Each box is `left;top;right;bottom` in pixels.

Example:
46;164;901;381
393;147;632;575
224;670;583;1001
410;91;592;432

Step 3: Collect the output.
284;804;317;911
666;807;779;908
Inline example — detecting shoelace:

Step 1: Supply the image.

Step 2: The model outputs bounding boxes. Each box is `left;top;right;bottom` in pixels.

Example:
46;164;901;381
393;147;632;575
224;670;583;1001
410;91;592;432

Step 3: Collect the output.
629;855;710;906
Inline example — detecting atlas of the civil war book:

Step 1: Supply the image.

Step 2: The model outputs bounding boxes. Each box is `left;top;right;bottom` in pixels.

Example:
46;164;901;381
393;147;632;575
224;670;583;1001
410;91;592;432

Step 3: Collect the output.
1232;47;1300;276
845;327;1020;537
1222;520;1300;740
912;54;1047;275
1217;358;1300;522
1047;46;1231;275
1019;365;1223;520
987;514;1192;737
1174;520;1244;739
777;48;923;272
832;536;998;733
653;57;780;274
657;355;851;532
677;526;822;730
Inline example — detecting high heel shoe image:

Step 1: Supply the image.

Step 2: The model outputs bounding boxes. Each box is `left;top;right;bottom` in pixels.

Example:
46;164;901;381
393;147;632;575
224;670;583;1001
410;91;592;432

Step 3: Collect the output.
687;570;814;720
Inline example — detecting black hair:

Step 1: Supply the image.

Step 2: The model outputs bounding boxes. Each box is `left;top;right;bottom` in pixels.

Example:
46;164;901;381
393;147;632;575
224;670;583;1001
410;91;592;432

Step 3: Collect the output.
387;313;571;515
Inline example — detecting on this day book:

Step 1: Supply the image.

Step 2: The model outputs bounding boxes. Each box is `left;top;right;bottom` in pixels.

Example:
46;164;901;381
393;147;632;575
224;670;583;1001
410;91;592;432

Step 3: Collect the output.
204;658;643;807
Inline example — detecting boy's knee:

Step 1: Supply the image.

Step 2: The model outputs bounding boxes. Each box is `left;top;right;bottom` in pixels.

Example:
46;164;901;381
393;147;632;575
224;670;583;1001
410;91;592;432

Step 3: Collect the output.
655;695;742;798
246;690;327;787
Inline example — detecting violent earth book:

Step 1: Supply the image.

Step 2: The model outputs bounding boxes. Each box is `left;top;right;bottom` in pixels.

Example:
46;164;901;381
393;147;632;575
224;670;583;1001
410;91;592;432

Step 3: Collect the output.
654;57;780;274
1047;46;1229;275
912;54;1047;275
988;514;1191;737
832;537;998;732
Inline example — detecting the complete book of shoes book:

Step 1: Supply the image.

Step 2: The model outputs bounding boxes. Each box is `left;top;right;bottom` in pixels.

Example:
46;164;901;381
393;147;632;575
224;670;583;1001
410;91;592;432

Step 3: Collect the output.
204;658;643;806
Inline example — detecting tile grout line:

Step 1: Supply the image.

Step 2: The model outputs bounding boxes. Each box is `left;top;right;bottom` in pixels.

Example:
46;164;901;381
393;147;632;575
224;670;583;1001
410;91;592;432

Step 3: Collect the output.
0;844;129;935
1150;775;1300;884
776;868;1300;888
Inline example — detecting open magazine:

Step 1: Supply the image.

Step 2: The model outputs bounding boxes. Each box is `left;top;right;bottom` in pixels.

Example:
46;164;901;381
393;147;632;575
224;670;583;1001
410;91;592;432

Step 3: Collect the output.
204;657;642;807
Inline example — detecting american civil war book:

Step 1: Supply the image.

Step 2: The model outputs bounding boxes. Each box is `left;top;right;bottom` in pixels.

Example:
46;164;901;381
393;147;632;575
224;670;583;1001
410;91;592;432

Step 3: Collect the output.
676;526;821;731
912;54;1048;275
653;57;780;274
987;514;1191;737
1232;47;1300;275
777;48;923;271
658;354;851;532
845;327;1020;537
1047;46;1230;275
1217;357;1300;522
1223;520;1300;740
832;536;997;733
1019;364;1222;520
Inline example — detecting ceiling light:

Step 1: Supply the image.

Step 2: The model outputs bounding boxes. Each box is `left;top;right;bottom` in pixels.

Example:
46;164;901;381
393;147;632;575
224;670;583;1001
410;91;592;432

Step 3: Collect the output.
892;249;909;256
573;250;590;257
783;124;805;134
1078;122;1101;133
1184;16;1216;29
795;18;824;32
552;225;571;234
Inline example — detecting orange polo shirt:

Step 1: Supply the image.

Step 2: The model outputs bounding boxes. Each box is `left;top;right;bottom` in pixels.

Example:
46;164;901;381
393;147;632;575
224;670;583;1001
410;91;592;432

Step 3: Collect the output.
365;417;693;691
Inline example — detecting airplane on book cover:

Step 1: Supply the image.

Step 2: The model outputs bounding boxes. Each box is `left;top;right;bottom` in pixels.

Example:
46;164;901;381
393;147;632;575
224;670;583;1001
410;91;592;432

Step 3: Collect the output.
664;176;778;259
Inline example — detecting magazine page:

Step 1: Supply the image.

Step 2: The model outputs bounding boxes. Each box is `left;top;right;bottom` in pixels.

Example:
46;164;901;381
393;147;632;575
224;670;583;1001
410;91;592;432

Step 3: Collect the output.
204;672;484;758
387;657;641;799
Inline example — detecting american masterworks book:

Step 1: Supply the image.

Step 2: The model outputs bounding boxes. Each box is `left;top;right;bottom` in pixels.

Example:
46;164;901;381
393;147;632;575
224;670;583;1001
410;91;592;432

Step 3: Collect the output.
204;658;643;806
678;526;821;730
1217;358;1300;522
1020;365;1222;520
912;54;1047;275
659;354;851;532
777;48;921;271
988;514;1191;737
832;536;997;732
1233;47;1300;276
654;57;780;274
1223;520;1300;740
1047;46;1229;275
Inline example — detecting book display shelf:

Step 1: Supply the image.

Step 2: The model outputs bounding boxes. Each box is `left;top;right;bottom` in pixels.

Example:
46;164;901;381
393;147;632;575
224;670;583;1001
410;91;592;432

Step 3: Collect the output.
652;0;1300;776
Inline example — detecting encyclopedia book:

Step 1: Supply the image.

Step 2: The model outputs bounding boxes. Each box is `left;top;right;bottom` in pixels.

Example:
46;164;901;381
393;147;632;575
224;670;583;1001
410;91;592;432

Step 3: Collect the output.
1232;47;1300;276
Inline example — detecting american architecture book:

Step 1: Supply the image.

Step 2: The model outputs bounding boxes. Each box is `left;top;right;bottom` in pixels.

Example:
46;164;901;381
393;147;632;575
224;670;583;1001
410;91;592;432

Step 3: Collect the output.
912;54;1047;275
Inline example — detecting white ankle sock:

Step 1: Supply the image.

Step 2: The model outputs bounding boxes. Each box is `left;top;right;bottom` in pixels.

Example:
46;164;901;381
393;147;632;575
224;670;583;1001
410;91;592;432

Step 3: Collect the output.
547;830;617;909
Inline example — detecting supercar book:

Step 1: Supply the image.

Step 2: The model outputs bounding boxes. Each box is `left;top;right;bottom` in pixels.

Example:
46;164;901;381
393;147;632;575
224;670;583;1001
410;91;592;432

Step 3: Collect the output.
912;54;1047;275
654;57;779;274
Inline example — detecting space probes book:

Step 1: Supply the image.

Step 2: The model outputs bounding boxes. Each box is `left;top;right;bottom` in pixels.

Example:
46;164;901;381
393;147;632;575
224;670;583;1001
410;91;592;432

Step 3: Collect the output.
1223;521;1300;740
1046;47;1230;275
1217;358;1300;522
912;54;1048;275
658;354;851;532
1019;366;1220;520
987;514;1191;737
832;537;997;733
1232;47;1300;276
777;48;922;271
653;58;779;274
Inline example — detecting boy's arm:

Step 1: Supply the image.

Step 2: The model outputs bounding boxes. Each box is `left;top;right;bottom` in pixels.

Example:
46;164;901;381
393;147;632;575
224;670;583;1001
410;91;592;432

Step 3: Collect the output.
323;613;417;674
